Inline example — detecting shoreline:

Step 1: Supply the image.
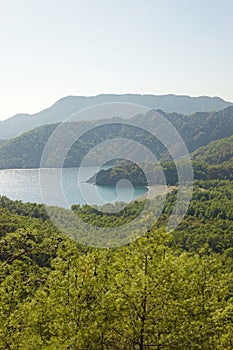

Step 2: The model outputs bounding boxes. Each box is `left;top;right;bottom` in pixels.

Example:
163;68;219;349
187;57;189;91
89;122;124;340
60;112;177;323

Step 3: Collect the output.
133;185;177;201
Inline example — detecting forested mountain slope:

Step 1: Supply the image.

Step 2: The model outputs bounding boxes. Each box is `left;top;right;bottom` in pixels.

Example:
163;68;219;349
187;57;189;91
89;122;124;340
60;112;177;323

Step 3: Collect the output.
90;131;233;186
0;180;233;349
0;106;233;169
192;134;233;164
1;94;232;139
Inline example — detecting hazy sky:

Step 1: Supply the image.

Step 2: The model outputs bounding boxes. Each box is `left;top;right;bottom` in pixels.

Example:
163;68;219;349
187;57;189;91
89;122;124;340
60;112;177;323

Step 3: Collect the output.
1;0;233;120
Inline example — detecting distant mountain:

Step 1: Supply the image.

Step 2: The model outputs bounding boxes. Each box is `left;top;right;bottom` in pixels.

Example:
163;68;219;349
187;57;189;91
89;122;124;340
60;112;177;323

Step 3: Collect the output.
0;106;233;170
0;94;232;139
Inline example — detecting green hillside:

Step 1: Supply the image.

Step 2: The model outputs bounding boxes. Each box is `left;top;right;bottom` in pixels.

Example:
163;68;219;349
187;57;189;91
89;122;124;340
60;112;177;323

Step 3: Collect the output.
1;94;232;139
0;106;233;169
91;132;233;187
0;180;233;349
192;134;233;164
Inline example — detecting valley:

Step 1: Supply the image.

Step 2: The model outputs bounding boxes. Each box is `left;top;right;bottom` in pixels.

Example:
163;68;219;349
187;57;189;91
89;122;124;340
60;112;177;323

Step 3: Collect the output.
0;96;233;349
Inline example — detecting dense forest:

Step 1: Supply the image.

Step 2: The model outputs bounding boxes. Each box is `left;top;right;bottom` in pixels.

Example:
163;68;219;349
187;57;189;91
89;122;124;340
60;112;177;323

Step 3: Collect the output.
91;159;233;187
0;180;233;349
192;134;233;164
90;132;233;186
2;0;233;347
0;106;233;169
0;94;231;140
1;105;233;349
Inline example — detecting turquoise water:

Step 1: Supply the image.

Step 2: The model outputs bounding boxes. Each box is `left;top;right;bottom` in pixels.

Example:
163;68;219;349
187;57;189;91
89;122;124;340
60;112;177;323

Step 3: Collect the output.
0;167;147;208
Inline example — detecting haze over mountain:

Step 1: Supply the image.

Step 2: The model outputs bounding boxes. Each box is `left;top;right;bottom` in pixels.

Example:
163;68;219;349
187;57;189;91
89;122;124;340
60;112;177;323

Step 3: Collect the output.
0;94;232;140
0;106;233;170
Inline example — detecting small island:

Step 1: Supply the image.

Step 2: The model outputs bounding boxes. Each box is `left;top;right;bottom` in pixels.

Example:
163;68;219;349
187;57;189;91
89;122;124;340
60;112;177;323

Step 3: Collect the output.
87;160;179;187
87;162;148;187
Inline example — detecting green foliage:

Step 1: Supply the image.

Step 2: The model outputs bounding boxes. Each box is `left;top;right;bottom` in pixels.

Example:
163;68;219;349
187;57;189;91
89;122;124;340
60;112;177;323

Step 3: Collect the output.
1;106;233;169
192;134;233;164
1;94;232;140
89;161;148;186
166;181;233;255
0;180;233;349
92;158;233;187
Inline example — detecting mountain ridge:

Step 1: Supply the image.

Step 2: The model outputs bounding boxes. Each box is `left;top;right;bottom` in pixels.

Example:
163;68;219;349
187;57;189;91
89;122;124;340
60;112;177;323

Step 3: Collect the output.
0;93;232;139
0;106;233;170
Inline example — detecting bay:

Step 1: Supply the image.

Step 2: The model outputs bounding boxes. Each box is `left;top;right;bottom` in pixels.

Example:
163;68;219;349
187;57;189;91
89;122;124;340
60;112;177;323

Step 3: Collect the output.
0;167;147;208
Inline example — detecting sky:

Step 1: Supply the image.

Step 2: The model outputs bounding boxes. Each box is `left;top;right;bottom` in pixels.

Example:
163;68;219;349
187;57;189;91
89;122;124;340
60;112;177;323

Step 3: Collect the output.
0;0;233;120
